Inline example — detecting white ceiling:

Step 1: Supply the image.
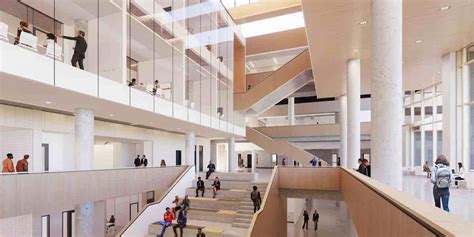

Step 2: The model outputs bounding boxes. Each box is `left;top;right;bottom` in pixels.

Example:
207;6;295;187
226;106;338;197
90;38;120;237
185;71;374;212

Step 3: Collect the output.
302;0;474;97
246;47;306;74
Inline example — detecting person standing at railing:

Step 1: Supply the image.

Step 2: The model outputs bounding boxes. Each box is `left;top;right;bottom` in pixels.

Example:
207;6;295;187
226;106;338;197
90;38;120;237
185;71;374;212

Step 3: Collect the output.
431;155;451;212
141;155;148;167
59;31;87;70
310;157;318;167
2;153;15;173
16;154;29;173
158;207;174;237
14;21;31;45
250;186;262;213
134;155;141;167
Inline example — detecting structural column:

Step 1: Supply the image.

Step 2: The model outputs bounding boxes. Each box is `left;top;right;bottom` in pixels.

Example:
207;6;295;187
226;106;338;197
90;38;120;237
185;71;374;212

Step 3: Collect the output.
442;52;457;168
75;201;105;237
228;137;236;172
251;150;257;173
371;0;403;189
74;108;94;170
339;95;348;168
347;59;361;169
185;131;195;167
288;97;295;125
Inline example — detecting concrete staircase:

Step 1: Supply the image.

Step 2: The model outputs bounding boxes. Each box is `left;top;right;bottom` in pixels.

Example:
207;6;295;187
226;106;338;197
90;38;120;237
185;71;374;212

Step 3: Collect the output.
147;172;268;237
232;182;269;229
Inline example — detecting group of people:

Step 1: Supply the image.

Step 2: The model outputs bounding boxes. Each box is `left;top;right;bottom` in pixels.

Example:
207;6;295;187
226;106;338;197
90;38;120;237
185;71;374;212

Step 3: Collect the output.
134;155;148;167
356;158;371;177
195;176;221;198
302;209;320;231
13;20;88;70
2;153;29;173
158;194;207;237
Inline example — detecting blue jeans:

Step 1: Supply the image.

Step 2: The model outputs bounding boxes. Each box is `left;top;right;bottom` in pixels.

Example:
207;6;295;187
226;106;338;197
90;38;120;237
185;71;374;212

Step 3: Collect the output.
433;187;450;212
159;221;172;236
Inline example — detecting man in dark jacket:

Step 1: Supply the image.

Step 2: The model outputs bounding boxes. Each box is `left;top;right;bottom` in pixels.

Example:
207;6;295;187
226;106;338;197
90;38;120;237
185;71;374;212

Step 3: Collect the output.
196;177;205;197
141;155;148;167
250;186;262;213
61;31;87;70
134;155;141;167
312;209;320;230
206;161;216;179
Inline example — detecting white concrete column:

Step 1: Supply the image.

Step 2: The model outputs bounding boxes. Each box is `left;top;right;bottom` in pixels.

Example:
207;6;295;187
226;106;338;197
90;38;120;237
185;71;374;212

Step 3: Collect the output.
432;94;438;162
185;131;195;166
347;58;361;169
75;201;105;237
339;95;348;168
371;0;403;189
228;137;236;172
442;52;456;167
74;108;94;170
251;150;257;173
288;97;295;125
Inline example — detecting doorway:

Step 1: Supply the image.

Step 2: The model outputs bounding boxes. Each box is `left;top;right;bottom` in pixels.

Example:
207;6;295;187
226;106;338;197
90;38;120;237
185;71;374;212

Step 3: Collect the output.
176;150;182;165
62;210;75;237
129;202;139;221
198;146;204;172
42;143;49;171
247;154;252;168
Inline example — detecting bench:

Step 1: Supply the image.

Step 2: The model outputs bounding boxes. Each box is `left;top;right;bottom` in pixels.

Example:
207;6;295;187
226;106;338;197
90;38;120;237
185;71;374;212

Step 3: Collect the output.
148;222;224;237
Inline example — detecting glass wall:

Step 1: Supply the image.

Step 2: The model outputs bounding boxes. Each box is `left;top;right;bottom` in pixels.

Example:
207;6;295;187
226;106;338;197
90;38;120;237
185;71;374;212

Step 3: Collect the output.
0;0;240;132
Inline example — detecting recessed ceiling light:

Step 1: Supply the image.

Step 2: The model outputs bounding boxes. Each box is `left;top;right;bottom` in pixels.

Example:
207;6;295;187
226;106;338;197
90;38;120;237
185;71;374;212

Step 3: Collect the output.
109;114;114;117
415;40;423;44
354;49;359;52
359;21;368;25
45;101;52;104
177;128;181;130
439;6;451;11
149;122;153;125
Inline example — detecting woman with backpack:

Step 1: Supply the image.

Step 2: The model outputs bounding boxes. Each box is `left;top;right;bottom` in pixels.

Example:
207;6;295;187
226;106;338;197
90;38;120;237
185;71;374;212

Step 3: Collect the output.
430;155;452;212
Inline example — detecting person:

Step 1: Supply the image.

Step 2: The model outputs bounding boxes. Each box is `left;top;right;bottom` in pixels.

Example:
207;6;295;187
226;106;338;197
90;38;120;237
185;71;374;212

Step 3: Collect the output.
14;21;31;45
302;210;309;230
2;153;14;173
16;154;29;173
152;80;159;95
158;207;174;237
250;186;262;213
310;157;318;167
454;162;465;188
172;209;187;237
141;155;148;167
181;195;191;211
172;195;182;215
212;177;221;198
134;155;141;167
108;215;115;226
337;157;341;167
60;31;87;70
196;176;205;197
196;228;206;237
431;155;451;212
312;209;319;230
423;161;431;178
356;158;367;175
128;78;137;87
43;33;57;47
363;159;371;177
205;161;216;179
281;158;286;166
160;159;167;167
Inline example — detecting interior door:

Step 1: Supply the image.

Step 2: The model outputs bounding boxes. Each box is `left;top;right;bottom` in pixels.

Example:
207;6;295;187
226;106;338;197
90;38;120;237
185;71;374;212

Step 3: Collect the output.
176;150;182;165
199;146;204;171
42;143;49;171
247;154;252;168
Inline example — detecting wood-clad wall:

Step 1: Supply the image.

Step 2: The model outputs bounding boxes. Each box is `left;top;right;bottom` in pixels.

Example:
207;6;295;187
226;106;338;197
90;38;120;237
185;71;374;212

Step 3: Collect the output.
279;167;340;191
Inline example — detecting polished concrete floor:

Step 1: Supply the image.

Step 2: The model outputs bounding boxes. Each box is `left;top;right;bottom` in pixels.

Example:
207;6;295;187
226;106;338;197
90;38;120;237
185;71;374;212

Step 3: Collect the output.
288;199;353;237
402;175;474;224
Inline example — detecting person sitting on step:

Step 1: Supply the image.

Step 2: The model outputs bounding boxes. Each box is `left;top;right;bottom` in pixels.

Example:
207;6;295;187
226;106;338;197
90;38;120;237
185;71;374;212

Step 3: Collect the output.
196;176;205;197
212;177;221;198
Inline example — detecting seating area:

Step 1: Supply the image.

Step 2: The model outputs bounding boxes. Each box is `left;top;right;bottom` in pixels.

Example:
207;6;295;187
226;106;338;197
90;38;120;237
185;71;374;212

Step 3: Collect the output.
147;172;268;237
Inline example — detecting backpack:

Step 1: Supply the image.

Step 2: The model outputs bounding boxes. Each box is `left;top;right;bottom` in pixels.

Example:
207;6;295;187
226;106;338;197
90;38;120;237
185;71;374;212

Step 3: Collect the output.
435;164;451;189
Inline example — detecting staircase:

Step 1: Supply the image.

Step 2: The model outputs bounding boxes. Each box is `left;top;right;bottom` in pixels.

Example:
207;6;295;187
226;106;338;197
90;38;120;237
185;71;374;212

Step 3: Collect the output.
232;182;268;229
234;49;313;115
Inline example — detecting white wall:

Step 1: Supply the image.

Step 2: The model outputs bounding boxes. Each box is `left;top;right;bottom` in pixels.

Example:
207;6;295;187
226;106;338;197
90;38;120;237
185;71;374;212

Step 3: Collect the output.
0;128;33;171
94;144;114;169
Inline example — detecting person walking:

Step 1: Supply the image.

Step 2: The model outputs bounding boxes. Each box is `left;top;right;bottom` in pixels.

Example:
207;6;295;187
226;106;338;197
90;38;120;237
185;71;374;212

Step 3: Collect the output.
16;154;29;173
250;186;262;213
431;155;452;212
134;155;141;167
312;209;320;230
205;161;216;179
2;153;14;173
141;155;148;167
196;228;206;237
196;177;205;197
423;161;431;178
60;31;87;70
212;177;221;198
172;209;187;237
454;162;465;188
158;207;174;237
302;210;309;230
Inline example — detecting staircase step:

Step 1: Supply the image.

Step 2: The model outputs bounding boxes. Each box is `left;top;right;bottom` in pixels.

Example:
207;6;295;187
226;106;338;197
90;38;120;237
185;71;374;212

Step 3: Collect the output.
233;217;252;224
192;180;250;190
148;222;225;237
188;197;241;211
187;209;236;223
185;188;247;200
199;172;256;181
232;222;251;229
235;213;254;219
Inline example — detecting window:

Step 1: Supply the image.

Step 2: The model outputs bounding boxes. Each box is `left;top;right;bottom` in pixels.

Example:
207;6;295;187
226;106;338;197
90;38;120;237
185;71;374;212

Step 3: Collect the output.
414;131;421;166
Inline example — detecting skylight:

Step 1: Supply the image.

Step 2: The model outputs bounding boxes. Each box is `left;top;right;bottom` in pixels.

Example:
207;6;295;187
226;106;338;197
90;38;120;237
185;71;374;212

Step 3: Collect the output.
239;12;305;38
221;0;258;9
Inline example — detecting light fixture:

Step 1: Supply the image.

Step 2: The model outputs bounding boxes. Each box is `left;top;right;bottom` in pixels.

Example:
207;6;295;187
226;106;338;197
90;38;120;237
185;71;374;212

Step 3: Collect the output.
149;122;153;125
415;40;423;44
177;127;181;130
359;21;368;25
354;49;360;52
109;114;114;117
439;6;451;11
45;101;52;104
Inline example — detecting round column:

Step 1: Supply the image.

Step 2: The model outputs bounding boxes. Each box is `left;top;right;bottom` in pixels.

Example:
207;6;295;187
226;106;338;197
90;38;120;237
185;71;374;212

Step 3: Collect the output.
347;58;361;169
228;137;236;172
185;131;195;167
339;95;348;168
371;0;403;189
74;108;94;170
251;150;257;173
288;97;295;125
